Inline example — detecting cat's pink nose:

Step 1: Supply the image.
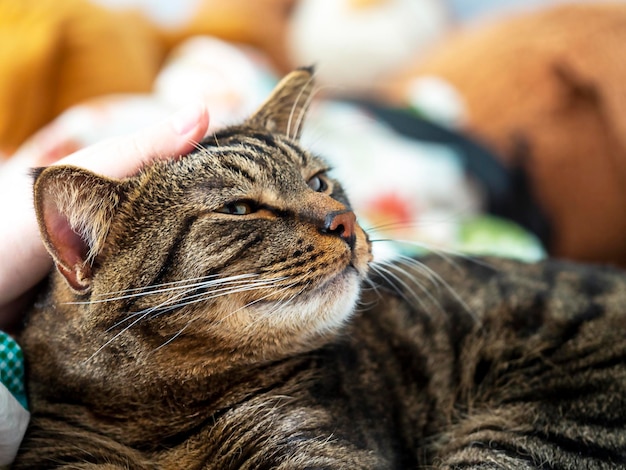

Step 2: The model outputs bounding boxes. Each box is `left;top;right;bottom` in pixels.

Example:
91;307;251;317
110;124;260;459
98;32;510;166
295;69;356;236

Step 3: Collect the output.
323;210;357;249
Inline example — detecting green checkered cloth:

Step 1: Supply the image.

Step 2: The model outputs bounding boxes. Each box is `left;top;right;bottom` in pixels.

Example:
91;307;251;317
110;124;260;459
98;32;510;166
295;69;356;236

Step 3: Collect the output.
0;332;26;409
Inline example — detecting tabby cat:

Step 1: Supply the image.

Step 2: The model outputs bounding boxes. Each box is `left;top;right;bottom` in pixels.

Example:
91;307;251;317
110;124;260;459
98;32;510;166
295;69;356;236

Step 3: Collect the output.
13;68;626;469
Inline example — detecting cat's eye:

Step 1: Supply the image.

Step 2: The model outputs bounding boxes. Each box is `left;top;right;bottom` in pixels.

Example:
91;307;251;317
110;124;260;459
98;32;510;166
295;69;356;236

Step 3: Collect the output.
216;201;255;215
307;174;328;192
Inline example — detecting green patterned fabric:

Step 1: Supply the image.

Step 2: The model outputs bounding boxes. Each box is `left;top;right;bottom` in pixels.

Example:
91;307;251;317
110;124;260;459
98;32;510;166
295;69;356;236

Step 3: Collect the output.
0;332;26;409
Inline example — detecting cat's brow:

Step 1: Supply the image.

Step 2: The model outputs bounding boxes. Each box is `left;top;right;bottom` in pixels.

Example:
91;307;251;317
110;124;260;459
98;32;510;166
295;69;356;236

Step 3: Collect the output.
277;138;309;166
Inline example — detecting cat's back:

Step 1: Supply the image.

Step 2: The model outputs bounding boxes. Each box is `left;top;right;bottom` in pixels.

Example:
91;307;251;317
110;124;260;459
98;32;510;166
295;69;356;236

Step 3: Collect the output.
166;255;626;468
359;255;626;467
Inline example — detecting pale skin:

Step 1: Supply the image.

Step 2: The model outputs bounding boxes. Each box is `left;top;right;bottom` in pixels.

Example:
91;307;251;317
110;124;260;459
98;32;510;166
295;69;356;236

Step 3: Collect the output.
0;104;210;329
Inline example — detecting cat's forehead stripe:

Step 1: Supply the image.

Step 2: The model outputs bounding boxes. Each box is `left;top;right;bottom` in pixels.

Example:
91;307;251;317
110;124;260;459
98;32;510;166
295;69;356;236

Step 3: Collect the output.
210;130;312;165
212;150;267;186
200;133;321;180
277;139;310;167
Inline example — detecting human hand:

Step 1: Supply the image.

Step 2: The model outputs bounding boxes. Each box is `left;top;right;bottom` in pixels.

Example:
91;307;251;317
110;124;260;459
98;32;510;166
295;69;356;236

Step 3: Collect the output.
0;104;209;329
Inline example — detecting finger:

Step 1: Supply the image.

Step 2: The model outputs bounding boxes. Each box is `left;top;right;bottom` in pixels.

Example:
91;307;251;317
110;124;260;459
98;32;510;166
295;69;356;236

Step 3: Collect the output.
0;104;209;320
0;165;52;315
59;103;209;178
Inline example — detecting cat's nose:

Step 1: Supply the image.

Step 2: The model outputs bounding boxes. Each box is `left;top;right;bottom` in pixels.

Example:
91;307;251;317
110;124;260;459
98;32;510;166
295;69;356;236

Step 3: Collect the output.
322;210;357;249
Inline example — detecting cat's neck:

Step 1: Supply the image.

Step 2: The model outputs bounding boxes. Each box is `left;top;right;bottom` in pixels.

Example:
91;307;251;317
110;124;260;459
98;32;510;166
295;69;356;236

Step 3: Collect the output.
23;273;335;409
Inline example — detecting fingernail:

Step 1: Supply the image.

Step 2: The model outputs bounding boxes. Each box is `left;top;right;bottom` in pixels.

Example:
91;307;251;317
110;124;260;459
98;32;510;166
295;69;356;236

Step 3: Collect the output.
170;104;205;135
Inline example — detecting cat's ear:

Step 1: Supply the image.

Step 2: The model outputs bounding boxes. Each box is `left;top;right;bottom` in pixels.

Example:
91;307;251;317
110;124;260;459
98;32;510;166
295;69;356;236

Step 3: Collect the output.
33;166;124;293
247;66;315;139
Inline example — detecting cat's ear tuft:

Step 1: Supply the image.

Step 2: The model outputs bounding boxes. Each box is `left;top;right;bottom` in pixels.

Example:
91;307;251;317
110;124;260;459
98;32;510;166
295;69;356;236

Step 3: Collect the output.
33;166;124;293
248;66;315;139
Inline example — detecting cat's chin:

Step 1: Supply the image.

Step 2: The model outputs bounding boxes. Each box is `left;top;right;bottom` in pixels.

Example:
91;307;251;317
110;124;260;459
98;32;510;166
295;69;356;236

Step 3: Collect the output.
248;266;362;347
288;266;362;334
314;265;361;298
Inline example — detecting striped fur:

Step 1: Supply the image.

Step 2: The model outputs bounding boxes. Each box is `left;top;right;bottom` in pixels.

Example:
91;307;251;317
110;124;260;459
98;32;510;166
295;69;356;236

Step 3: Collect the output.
14;70;626;468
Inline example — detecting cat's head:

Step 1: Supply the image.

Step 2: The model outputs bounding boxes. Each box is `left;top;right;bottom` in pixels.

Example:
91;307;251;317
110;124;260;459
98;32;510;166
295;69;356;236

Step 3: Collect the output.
30;68;372;368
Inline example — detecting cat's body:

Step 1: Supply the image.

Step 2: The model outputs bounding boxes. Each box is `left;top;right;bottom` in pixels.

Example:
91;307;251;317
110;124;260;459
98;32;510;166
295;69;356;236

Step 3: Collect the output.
13;69;626;469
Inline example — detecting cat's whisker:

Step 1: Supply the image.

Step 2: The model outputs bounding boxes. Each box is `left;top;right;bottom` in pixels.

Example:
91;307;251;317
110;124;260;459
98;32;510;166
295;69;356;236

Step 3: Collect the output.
146;278;292;322
144;275;278;308
68;273;262;305
238;285;302;335
370;261;435;313
370;236;498;274
87;310;153;362
132;289;268;351
378;259;454;317
189;138;206;153
110;273;259;296
393;255;442;293
136;286;278;324
386;255;478;321
364;219;430;233
153;282;299;352
110;281;210;334
363;205;477;233
368;263;415;307
107;284;202;331
98;279;215;352
219;282;301;325
153;322;190;352
73;273;249;303
99;278;290;355
149;278;289;314
359;277;384;299
356;277;385;312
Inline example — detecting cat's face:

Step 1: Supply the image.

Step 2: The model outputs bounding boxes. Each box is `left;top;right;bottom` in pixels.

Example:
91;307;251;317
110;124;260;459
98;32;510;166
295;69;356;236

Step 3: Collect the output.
31;69;372;365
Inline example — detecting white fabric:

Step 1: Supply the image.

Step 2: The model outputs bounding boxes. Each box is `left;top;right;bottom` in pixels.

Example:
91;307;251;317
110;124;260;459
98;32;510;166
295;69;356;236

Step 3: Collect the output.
0;382;29;466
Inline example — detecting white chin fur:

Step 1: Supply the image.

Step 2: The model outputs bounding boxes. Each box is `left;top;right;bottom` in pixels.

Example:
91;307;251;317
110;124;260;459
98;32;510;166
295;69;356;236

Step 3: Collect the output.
257;270;362;339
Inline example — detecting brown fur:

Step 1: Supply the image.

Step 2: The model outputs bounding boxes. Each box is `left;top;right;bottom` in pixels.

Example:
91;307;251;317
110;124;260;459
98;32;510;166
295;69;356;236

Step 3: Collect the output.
13;69;626;469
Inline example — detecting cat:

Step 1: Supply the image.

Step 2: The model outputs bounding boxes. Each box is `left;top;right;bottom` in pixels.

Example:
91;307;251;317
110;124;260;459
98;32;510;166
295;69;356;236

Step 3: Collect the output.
13;68;626;469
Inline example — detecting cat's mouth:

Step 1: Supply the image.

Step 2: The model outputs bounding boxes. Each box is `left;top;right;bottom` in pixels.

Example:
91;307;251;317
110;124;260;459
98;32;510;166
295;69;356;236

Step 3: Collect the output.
350;232;373;278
